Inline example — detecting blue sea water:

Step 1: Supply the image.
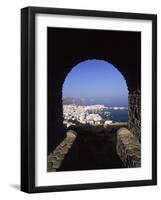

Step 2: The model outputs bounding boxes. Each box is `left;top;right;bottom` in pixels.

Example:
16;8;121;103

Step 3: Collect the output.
104;109;128;122
79;102;128;122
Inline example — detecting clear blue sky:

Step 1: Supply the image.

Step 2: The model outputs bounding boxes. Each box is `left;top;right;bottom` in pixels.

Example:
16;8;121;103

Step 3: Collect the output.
63;60;128;106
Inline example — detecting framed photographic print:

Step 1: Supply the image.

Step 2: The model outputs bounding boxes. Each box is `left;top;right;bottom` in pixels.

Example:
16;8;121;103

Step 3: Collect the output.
21;6;157;193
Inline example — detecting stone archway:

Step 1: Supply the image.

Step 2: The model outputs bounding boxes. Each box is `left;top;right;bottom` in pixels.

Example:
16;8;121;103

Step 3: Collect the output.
47;27;141;154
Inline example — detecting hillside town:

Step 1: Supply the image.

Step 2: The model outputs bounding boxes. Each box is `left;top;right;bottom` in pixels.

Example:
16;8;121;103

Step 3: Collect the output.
63;104;127;128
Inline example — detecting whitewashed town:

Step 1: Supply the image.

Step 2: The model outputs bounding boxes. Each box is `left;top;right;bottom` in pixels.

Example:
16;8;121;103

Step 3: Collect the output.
63;104;127;128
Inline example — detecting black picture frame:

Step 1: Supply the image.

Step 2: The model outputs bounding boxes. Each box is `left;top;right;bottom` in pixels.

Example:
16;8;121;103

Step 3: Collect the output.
21;6;157;193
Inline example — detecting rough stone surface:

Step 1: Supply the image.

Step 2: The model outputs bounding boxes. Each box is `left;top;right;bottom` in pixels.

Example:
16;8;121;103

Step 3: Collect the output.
47;130;77;172
66;130;77;138
128;89;141;141
116;127;141;168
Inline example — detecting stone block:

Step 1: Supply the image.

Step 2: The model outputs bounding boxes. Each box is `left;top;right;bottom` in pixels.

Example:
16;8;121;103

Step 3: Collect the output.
116;127;141;168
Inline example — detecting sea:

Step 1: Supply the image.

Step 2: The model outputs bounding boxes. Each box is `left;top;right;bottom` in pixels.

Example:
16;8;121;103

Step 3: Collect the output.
101;109;128;122
81;103;128;122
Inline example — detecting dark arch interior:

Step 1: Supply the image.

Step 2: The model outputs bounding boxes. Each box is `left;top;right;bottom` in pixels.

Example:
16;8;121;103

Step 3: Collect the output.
47;27;141;154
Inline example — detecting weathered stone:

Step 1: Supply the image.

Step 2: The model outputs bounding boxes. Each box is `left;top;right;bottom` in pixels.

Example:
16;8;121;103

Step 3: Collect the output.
60;141;67;147
49;159;62;169
60;147;69;155
55;149;62;155
128;89;141;141
66;143;72;148
47;156;57;162
65;137;75;143
48;132;77;172
66;130;77;138
54;153;65;161
116;127;141;168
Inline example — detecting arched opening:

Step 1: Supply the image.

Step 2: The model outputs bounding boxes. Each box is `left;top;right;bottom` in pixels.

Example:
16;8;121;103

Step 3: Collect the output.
63;59;129;128
48;59;130;171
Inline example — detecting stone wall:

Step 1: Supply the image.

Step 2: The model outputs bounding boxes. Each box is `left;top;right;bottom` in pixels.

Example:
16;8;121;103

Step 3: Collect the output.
128;89;141;141
116;127;141;168
48;130;77;172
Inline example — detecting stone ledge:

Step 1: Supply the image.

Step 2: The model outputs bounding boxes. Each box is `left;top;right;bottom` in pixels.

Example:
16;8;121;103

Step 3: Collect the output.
116;127;141;168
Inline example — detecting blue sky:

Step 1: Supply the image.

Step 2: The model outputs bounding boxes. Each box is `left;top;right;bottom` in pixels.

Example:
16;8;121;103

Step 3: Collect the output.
63;60;128;106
